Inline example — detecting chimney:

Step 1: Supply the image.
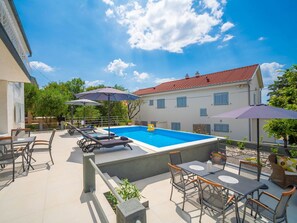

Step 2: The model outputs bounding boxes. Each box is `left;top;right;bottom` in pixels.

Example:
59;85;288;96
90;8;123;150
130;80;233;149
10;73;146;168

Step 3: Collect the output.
206;76;210;82
185;73;190;79
195;71;200;77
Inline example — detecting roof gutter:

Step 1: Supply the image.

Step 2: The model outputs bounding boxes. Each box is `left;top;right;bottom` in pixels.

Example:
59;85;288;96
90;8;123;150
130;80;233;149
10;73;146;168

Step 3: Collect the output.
7;0;32;56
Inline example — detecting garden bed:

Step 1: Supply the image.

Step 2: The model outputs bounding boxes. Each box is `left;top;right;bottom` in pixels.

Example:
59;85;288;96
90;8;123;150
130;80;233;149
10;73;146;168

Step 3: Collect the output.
225;146;272;175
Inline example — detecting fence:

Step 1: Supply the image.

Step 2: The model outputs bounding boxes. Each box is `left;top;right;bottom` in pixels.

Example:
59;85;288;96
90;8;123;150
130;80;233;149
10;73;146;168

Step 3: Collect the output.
83;153;146;223
26;116;127;131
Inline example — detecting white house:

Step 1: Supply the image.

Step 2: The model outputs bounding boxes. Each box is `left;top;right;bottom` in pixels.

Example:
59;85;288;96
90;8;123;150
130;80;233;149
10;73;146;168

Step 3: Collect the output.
0;0;32;134
134;64;273;142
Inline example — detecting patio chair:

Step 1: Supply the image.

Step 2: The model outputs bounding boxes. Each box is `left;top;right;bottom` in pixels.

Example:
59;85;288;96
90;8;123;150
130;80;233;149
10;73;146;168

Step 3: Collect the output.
169;151;183;165
11;128;31;137
268;153;297;188
168;163;197;210
0;136;21;181
11;128;32;162
196;175;235;223
31;129;56;165
238;160;262;181
169;151;195;179
242;186;296;223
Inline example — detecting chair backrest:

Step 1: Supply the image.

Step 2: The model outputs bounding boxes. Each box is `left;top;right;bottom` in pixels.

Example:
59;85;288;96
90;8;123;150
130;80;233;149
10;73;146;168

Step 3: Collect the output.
0;136;14;159
169;151;182;165
49;129;56;146
196;175;226;210
11;128;31;138
275;186;296;218
238;160;261;181
168;163;186;188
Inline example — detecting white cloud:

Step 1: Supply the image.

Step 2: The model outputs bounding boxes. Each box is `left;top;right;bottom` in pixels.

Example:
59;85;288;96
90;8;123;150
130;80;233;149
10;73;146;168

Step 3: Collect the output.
260;62;285;103
133;71;150;82
105;59;135;77
260;62;284;85
102;0;114;6
85;80;105;87
222;34;234;42
258;36;266;41
29;61;54;72
104;0;228;53
221;21;234;32
155;77;176;85
105;8;114;17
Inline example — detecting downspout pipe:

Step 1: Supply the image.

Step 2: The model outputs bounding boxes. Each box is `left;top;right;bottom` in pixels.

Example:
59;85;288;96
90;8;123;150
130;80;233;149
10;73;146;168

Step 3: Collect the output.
247;80;251;141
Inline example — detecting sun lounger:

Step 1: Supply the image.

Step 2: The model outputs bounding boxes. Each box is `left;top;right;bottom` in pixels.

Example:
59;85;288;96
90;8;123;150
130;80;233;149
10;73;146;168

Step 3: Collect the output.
67;122;96;135
79;132;133;153
77;132;116;148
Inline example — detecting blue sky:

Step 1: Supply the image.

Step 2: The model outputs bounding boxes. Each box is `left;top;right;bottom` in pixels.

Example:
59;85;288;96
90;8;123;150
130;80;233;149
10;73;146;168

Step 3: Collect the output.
15;0;297;101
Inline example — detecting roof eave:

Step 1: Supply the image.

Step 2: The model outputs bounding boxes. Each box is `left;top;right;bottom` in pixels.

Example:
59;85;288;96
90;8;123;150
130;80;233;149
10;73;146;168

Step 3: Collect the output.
8;0;32;56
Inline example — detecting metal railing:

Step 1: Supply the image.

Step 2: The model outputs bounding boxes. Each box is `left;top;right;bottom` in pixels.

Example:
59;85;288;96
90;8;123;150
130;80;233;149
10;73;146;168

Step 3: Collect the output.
83;153;146;223
89;158;124;204
65;116;127;127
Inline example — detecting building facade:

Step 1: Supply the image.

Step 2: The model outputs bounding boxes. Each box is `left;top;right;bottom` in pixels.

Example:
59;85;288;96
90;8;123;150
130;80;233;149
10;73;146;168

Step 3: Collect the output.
134;64;273;142
0;0;32;134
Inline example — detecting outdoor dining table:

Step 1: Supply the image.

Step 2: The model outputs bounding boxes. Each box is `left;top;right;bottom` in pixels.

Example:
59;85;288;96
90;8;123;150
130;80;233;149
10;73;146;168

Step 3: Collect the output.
178;160;265;222
0;136;36;170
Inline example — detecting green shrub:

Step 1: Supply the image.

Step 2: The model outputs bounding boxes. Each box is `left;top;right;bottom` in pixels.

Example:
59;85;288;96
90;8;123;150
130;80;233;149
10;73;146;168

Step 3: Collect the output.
289;149;297;158
106;178;142;210
270;147;278;154
237;137;247;150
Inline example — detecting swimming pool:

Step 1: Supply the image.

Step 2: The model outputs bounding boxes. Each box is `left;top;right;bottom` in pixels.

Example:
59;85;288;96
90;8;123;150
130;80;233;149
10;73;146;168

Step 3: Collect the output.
105;126;216;150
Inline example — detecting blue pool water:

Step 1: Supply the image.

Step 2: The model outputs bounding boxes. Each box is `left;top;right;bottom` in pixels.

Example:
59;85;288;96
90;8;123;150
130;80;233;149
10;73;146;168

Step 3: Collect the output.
105;126;214;148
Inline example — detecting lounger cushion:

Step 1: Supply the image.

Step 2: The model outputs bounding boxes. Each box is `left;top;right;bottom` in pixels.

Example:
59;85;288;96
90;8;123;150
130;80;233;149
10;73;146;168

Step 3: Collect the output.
120;136;129;140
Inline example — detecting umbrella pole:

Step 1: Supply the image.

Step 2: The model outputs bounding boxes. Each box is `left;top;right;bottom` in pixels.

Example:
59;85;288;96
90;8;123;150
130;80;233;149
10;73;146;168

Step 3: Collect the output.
83;103;86;127
108;95;110;139
71;105;74;125
257;118;260;181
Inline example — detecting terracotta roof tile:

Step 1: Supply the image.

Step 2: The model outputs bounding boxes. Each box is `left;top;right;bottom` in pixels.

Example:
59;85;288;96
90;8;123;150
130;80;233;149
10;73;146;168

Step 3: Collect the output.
134;64;259;96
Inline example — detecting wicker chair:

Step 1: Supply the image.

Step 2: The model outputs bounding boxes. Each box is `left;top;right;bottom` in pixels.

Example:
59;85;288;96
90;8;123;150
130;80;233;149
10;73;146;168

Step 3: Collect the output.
268;153;297;188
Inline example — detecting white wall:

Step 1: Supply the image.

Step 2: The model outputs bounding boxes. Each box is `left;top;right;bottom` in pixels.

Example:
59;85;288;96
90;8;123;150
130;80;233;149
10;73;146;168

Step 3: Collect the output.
0;80;8;133
0;81;25;134
136;82;251;140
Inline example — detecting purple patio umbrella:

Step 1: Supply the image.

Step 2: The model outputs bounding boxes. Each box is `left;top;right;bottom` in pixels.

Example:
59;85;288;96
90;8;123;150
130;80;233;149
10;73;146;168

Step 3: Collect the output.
213;104;297;181
75;87;139;138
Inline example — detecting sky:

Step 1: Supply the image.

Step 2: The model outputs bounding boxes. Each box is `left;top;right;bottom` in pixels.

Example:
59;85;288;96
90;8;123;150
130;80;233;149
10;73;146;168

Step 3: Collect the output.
15;0;297;102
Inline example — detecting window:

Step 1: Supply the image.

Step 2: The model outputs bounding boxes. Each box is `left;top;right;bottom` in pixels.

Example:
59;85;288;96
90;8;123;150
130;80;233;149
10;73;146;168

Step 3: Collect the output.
149;100;154;106
157;99;165;108
177;97;187;107
200;108;207;116
214;124;229;132
214;92;229;105
171;122;181;131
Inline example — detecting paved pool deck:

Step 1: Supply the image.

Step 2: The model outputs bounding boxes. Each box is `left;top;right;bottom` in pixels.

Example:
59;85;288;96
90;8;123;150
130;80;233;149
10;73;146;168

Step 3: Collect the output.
0;130;296;222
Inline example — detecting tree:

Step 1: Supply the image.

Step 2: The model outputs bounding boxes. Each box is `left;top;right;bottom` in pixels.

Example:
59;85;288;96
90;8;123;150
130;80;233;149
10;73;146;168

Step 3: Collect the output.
127;99;143;120
24;83;39;116
34;88;68;123
265;65;297;147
